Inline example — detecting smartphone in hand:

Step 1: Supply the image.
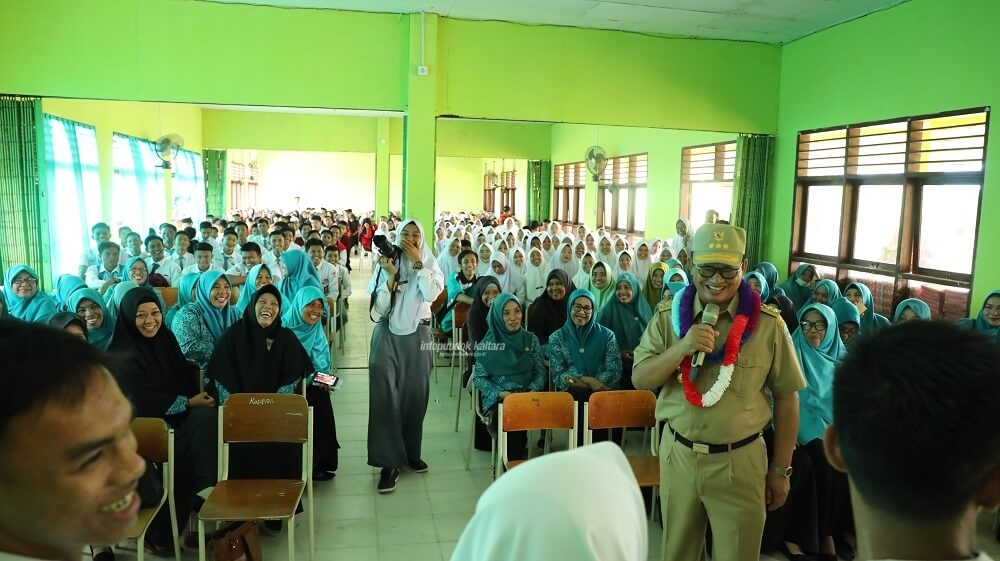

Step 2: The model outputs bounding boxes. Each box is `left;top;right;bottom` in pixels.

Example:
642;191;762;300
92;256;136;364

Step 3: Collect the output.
313;372;343;391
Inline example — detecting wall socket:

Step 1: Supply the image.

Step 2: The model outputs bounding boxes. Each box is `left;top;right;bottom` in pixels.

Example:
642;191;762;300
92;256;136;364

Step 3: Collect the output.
416;65;429;76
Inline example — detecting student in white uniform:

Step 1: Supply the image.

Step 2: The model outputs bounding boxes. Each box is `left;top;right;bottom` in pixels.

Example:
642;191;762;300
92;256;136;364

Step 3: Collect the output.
182;243;224;275
212;228;240;272
78;222;113;278
305;239;339;303
170;231;196;270
84;241;125;295
143;234;182;287
262;229;289;279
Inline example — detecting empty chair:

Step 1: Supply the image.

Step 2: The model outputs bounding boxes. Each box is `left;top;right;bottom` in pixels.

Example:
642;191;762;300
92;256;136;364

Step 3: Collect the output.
127;417;181;561
497;391;576;474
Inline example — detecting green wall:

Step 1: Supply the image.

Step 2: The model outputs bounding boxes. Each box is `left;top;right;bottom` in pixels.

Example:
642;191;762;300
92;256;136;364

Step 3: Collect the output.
202;110;404;153
770;0;1000;308
437;119;551;159
550;124;734;239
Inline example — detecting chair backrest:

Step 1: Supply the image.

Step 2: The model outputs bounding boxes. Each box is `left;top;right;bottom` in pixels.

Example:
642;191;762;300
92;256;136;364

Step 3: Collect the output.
430;288;448;314
452;301;470;330
159;287;178;309
222;393;309;444
131;417;170;463
502;391;575;432
587;390;656;431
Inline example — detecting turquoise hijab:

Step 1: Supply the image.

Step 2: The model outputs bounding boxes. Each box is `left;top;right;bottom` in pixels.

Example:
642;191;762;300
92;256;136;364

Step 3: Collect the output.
743;271;770;301
477;292;535;384
104;281;139;328
810;279;841;306
845;281;890;335
278;250;322;305
236;264;270;312
4;265;57;322
194;271;240;341
893;298;932;322
282;285;330;373
67;288;114;350
55;274;87;312
587;262;617;311
792;303;846;445
663;281;687;302
597;273;652;351
166;272;200;328
665;267;688;285
754;262;780;293
831;297;860;328
557;289;614;377
779;263;816;310
664;259;682;270
958;290;1000;345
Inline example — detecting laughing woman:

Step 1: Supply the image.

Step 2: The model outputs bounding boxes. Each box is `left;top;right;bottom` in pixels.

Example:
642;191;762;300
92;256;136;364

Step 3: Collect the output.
68;288;115;350
172;271;240;369
958;290;1000;346
587;262;617;311
598;273;652;391
284;285;341;480
4;265;57;322
234;264;273;312
526;270;575;350
842;281;890;337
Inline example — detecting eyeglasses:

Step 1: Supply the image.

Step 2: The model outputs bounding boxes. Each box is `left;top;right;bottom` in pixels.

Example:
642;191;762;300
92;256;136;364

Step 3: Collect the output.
800;320;828;333
12;277;37;287
571;304;593;314
696;265;741;280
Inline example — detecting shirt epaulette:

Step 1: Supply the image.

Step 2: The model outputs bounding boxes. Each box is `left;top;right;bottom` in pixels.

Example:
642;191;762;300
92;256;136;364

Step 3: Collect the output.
761;303;785;330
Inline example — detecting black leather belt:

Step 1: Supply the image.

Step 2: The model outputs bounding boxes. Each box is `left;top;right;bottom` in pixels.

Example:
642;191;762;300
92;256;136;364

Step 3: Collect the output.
670;427;761;455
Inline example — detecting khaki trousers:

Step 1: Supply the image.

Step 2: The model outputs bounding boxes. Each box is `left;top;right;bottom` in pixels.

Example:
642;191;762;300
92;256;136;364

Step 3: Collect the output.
658;430;767;561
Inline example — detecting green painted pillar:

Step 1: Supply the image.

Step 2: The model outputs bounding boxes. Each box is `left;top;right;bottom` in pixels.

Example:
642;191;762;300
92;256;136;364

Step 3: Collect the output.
402;13;438;240
375;117;390;218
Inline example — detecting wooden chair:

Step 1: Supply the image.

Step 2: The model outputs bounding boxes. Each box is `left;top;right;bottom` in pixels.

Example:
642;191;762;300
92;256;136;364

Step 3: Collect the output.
126;418;180;561
584;390;660;520
197;394;315;561
159;287;178;309
497;392;577;475
450;301;470;401
429;288;450;379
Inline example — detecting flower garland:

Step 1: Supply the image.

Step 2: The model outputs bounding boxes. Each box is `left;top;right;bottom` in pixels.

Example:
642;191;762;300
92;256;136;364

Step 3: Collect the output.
676;281;761;408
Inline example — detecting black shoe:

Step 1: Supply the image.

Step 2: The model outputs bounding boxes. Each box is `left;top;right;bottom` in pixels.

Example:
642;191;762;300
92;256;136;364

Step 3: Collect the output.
378;468;399;493
261;520;282;536
779;542;815;561
408;459;429;473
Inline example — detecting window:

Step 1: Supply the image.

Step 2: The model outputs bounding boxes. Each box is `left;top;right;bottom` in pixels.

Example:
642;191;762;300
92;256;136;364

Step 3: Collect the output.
172;149;206;223
597;153;647;234
553;162;586;225
111;133;167;235
482;171;497;213
681;141;736;230
43;115;102;275
500;170;516;215
791;108;988;319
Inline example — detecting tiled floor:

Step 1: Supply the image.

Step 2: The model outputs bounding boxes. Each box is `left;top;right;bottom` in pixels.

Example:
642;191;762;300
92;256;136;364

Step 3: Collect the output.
113;258;1000;561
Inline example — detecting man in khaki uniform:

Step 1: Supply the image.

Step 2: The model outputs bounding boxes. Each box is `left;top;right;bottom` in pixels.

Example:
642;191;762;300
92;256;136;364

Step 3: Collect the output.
633;224;805;561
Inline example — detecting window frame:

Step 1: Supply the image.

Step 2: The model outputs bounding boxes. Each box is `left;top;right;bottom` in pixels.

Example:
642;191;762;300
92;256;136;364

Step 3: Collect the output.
680;141;736;226
552;161;586;226
596;153;647;235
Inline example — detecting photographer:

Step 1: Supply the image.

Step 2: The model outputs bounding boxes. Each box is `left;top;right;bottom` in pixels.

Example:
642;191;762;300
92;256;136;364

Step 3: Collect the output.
366;219;444;494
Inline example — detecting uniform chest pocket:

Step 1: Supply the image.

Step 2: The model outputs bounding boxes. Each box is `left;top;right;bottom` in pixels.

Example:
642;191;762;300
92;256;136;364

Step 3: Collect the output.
729;355;767;398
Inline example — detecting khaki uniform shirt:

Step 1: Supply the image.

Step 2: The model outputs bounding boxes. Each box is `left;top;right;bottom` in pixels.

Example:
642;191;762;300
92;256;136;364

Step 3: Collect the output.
633;292;805;444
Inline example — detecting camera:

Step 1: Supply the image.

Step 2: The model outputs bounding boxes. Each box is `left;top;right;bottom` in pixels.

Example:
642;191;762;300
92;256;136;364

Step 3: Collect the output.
372;234;401;261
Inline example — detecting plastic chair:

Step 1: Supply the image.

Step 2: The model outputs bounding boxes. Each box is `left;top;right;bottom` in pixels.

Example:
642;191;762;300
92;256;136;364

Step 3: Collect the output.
450;301;470;401
584;390;660;520
429;289;450;379
497;392;577;475
126;418;180;561
158;287;178;309
197;394;315;561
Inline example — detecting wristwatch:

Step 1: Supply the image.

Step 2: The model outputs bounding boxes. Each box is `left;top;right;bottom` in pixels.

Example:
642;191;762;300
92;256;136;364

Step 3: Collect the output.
412;261;423;270
771;465;793;478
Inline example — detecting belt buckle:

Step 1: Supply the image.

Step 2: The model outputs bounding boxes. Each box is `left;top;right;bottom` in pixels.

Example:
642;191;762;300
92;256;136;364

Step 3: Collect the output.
692;442;710;455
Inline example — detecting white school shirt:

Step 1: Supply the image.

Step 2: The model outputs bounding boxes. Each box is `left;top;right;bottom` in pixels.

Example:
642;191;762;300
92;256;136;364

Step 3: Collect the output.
336;263;351;299
168;250;195;270
315;260;339;301
262;251;288;279
369;257;444;336
145;256;183;287
182;263;224;275
212;249;239;272
85;264;124;290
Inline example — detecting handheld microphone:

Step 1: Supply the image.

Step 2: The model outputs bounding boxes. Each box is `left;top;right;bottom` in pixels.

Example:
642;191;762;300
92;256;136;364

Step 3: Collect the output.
690;303;720;368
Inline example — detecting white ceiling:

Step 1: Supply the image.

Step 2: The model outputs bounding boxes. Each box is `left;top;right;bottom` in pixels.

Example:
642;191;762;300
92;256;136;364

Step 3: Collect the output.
199;0;908;44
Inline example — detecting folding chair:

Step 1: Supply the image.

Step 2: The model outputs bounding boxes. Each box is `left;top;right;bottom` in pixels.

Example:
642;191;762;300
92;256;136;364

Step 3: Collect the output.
126;418;180;561
584;390;660;520
497;392;577;475
450;301;470;401
158;287;178;310
198;394;315;561
464;384;497;477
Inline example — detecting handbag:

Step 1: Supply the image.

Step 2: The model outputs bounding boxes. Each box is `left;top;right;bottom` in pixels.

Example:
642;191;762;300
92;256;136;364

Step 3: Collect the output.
210;521;263;561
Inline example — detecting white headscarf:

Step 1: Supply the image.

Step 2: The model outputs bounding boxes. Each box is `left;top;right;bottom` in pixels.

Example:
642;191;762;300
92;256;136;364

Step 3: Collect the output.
436;237;461;280
633;239;652;282
450;442;647;561
524;248;549;304
572;251;596;289
366;218;444;336
547;241;579;279
490;252;523;295
508;247;527;277
614;249;634;277
596;235;615;266
476;243;494;277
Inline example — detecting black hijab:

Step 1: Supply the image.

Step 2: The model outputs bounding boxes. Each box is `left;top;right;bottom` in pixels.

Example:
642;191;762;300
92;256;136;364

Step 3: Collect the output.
48;312;87;335
468;276;501;350
108;288;197;418
205;284;313;396
527;269;576;345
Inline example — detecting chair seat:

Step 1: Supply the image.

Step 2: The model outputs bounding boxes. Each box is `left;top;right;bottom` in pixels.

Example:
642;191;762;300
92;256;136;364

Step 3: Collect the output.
431;328;450;342
125;506;162;539
199;479;305;522
505;459;526;470
628;456;660;488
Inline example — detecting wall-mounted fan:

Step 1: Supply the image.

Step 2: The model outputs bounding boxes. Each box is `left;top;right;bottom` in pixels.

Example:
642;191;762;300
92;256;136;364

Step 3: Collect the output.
153;134;184;169
585;145;608;182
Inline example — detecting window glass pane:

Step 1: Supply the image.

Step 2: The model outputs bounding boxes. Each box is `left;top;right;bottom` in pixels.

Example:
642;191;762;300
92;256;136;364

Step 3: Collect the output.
918;184;979;274
633;188;647;233
689;182;732;231
803;184;842;256
602;189;613;229
617;190;629;231
575;189;584;225
852;184;902;263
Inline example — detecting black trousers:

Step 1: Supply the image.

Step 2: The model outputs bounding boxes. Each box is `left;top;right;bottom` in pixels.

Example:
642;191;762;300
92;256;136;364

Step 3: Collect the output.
761;428;820;554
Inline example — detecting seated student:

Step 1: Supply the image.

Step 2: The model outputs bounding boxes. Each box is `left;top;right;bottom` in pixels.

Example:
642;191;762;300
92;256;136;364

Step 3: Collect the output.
831;297;861;348
791;303;850;561
527;270;575;350
490;253;526;304
614;250;634;277
780;263;820;311
85;241;126;295
172;271;239;370
587;261;616;311
958;289;1000;346
547;289;621;443
893;297;932;323
810;279;841;307
69;288;115;350
305;239;338;307
143;234;182;287
436;237;462;279
159;222;178;254
226;241;265;287
4;265;57;323
825;321;1000;561
197;221;218;250
467;276;503;452
548;242;579;279
54;273;87;312
665;266;689;285
524;248;550;305
78;221;114;278
122;231;147;261
324;244;351;313
107;288;218;552
125;256;166;310
598;272;652;391
570;251;594;292
0;320;146;561
843;281;890;336
171;231;196;270
441;249;478;333
643;263;668;310
278;249;322;305
182;242;223;275
660;281;687;304
473;293;546;462
633;240;652;282
212;228;240;272
103;281;139;328
283;286;341;481
476;243;494;277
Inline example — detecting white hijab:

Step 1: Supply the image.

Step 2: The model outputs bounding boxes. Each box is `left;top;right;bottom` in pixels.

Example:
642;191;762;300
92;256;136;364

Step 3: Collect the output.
450;442;647;561
614;249;634;277
476;243;494;277
572;251;596;289
436;237;461;280
596;235;615;266
524;247;549;303
547;241;579;279
633;239;652;282
508;247;527;277
490;252;523;295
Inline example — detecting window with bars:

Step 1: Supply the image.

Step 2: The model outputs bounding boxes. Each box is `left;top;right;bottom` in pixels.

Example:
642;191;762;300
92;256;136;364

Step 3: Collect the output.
482;172;497;213
791;107;988;319
680;141;736;231
553;161;587;225
500;170;516;215
597;153;648;234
